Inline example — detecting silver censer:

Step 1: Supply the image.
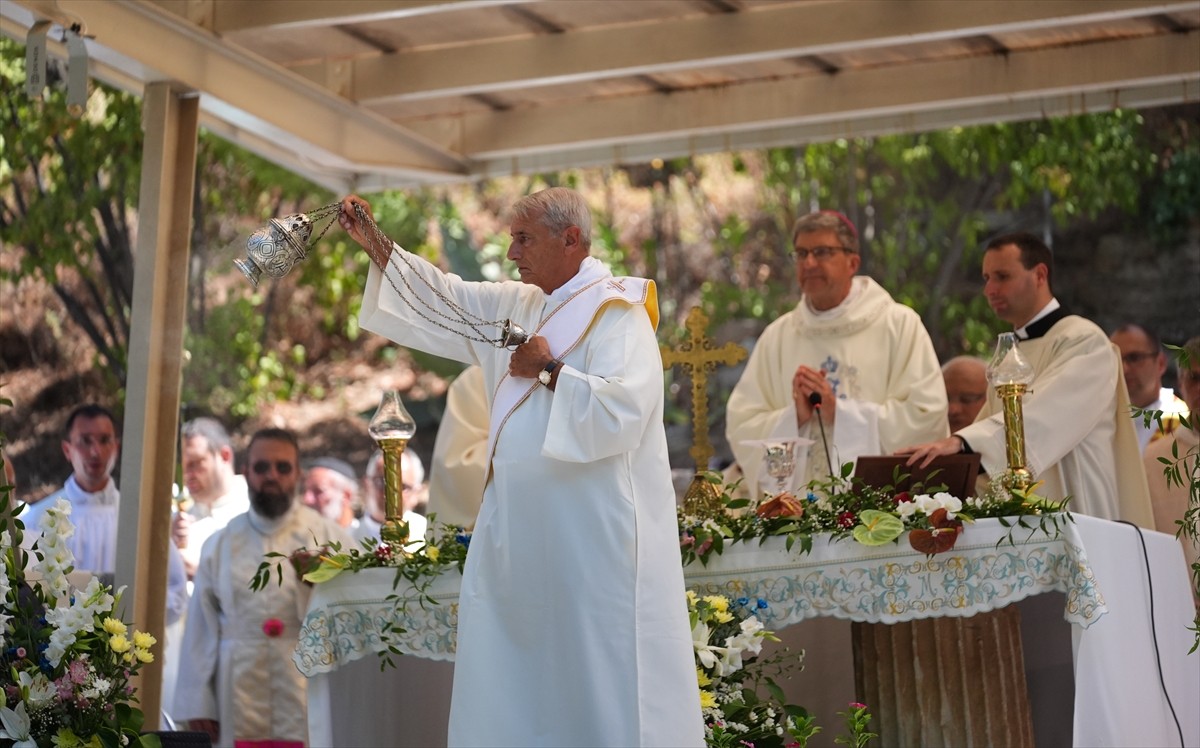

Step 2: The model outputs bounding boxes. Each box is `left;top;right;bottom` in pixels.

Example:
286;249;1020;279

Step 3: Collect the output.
234;213;317;289
233;202;530;349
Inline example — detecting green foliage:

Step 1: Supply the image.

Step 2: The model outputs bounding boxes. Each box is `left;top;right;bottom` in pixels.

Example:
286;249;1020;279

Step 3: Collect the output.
1149;144;1200;247
0;37;142;381
182;294;300;419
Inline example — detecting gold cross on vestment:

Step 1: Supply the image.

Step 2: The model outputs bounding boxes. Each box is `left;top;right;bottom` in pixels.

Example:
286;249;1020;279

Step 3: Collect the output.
660;306;747;513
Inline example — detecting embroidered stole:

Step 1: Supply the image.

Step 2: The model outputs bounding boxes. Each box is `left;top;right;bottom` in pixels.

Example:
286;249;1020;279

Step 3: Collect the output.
485;277;657;466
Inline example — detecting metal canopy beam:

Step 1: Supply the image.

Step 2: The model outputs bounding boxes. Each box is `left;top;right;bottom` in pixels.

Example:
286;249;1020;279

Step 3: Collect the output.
299;0;1192;104
164;0;522;33
402;31;1200;161
15;0;468;179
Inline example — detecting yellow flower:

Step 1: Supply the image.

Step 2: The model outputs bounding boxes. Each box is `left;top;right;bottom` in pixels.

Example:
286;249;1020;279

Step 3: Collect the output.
696;668;711;687
134;647;154;664
699;689;717;709
108;634;131;653
702;595;729;613
426;546;440;562
132;630;157;649
686;589;698;605
713;611;734;624
102;617;126;636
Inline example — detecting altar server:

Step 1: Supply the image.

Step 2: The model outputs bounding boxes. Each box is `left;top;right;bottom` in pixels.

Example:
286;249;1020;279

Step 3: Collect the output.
726;210;948;495
342;188;704;746
174;427;351;748
902;232;1154;526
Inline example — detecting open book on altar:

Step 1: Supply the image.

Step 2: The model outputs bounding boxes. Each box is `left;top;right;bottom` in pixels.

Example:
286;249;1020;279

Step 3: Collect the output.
853;453;981;498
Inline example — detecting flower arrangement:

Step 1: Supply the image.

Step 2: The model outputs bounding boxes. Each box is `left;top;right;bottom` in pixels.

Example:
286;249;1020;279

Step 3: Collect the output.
689;591;821;747
0;493;160;748
679;463;1070;566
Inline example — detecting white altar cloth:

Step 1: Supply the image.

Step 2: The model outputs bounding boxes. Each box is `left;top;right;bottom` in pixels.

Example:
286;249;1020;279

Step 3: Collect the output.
298;514;1199;747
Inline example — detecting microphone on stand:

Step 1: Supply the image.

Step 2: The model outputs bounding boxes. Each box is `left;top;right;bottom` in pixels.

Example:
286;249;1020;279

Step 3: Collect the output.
809;392;836;479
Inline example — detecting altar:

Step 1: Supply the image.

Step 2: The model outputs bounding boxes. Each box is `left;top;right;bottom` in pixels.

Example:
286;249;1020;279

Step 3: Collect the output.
298;514;1199;747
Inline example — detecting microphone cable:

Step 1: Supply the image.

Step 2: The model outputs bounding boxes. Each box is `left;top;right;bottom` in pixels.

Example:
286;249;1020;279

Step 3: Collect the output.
809;392;836;478
1113;519;1184;748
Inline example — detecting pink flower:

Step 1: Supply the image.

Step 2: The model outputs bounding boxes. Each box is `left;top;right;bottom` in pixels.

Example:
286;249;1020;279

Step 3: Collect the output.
850;701;868;709
15;647;26;659
262;618;285;638
68;659;89;684
680;533;695;548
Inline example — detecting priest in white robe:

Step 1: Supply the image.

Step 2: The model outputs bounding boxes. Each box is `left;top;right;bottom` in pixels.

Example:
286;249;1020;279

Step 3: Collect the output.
174;427;352;748
902;232;1154;527
23;405;123;573
22;404;187;618
1110;323;1188;452
174;417;251;578
726;210;948;496
427;365;490;529
342;188;704;747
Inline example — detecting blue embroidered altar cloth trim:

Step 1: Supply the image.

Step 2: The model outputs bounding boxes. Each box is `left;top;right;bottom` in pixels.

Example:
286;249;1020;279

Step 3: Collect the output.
294;514;1102;676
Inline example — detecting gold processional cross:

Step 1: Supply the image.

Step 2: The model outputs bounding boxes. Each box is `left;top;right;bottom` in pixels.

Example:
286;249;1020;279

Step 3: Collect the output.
660;306;747;514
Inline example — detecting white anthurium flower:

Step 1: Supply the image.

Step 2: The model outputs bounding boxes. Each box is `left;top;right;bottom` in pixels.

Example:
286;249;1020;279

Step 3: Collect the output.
0;701;36;748
896;500;919;519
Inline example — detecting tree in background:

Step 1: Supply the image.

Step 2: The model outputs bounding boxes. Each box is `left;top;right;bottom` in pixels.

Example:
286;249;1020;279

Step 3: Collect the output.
0;39;140;385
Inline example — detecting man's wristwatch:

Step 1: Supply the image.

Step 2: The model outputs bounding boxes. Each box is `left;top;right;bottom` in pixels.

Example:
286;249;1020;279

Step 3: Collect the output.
538;359;560;386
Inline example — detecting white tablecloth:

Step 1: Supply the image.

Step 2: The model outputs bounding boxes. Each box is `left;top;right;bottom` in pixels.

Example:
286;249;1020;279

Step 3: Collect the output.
299;514;1199;747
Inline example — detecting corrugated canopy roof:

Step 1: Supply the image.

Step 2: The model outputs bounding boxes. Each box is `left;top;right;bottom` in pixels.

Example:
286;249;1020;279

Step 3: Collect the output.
4;0;1199;190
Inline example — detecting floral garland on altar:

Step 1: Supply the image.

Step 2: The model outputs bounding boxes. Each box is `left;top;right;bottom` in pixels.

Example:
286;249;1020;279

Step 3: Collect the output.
679;464;1072;566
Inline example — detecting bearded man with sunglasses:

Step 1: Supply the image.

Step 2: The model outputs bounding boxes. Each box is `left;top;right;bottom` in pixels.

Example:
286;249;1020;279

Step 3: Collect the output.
175;427;351;748
727;210;948;494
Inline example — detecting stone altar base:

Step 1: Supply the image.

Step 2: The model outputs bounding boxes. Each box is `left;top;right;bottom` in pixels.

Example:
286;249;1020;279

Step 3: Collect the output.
852;607;1034;747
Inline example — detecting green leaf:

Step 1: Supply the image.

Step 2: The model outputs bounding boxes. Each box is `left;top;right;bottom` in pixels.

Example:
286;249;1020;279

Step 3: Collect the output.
303;564;347;584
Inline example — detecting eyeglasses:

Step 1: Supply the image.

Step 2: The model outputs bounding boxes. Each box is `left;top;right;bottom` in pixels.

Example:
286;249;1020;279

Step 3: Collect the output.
252;460;295;476
793;245;852;262
1120;351;1159;365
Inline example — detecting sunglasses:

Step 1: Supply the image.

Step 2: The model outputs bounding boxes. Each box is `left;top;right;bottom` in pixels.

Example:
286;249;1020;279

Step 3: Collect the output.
252;460;295;476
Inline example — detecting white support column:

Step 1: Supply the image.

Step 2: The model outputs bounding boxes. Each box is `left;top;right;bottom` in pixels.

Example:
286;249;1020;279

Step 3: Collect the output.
115;81;199;728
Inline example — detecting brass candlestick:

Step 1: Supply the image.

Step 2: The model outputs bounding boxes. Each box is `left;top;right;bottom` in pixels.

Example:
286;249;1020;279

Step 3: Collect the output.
995;382;1033;490
987;332;1035;491
376;437;410;544
368;390;417;544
